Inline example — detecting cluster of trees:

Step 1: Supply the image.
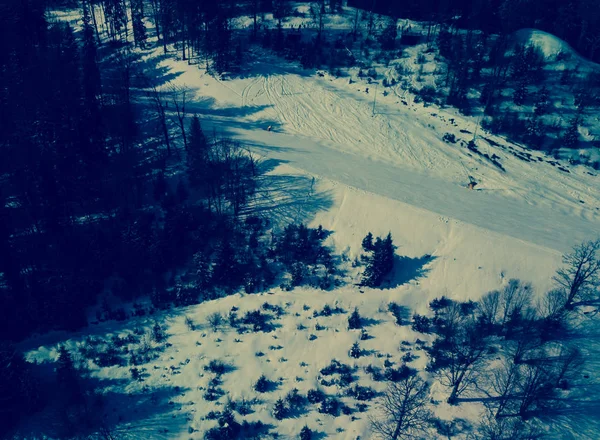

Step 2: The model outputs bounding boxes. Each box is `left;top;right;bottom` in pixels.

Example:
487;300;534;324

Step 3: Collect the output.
371;239;599;439
348;0;600;64
1;0;346;343
77;0;355;74
433;27;600;155
360;232;396;287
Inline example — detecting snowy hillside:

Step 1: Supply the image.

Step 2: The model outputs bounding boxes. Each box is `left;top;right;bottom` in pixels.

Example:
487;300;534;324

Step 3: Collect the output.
9;3;600;440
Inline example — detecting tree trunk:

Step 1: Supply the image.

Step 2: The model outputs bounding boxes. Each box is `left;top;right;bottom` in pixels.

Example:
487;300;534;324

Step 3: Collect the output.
90;3;101;44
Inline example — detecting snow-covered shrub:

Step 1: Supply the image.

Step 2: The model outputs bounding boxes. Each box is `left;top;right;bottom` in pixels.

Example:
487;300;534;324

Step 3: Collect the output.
204;359;231;375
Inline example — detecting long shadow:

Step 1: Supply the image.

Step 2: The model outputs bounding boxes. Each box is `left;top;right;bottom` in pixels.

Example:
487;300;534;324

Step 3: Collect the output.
248;159;334;227
13;371;189;439
383;254;437;288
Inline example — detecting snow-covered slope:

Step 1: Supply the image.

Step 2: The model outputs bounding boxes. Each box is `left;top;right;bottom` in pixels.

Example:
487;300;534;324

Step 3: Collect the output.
21;9;600;439
152;49;600;256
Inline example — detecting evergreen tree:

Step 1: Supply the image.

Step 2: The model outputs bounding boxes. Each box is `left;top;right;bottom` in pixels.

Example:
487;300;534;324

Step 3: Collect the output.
379;18;398;50
0;344;41;436
56;346;82;405
273;397;288;419
562;116;581;148
534;86;550;116
131;0;148;48
362;233;395;287
513;79;528;106
350;341;361;358
299;425;313;440
348;307;362;329
362;232;374;252
187;115;209;189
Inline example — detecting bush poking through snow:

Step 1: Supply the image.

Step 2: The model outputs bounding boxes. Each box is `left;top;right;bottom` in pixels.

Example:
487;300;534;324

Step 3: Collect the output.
152;322;166;343
346;384;377;401
254;374;275;393
388;302;407;326
318;397;341;416
207;312;224;332
204;359;231;375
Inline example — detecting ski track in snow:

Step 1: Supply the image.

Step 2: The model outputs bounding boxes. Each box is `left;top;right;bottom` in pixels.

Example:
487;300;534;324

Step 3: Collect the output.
160;55;600;254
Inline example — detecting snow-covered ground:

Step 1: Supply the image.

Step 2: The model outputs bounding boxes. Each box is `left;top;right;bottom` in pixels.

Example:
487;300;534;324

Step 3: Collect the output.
21;7;600;439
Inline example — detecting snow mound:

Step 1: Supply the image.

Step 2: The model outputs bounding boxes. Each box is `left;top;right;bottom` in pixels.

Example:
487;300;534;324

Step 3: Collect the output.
514;29;573;59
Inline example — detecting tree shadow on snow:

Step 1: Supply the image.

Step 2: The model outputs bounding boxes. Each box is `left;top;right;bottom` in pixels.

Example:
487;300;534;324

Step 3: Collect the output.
13;371;189;439
248;159;334;227
383;254;437;289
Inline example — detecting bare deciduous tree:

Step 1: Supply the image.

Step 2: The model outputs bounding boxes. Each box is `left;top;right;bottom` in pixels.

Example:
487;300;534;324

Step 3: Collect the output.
147;84;172;156
474;411;544;440
170;84;189;150
499;279;533;327
485;357;521;418
553;239;600;310
371;374;431;440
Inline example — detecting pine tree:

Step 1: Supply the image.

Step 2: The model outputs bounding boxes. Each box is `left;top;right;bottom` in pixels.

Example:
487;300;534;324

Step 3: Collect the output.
350;341;361;358
513;79;528;106
348;307;362;329
379;18;398;50
563;116;580;148
273;397;288;419
362;233;395;287
56;346;81;405
362;232;374;252
299;425;313;440
187;115;209;189
131;0;148;48
534;86;550;116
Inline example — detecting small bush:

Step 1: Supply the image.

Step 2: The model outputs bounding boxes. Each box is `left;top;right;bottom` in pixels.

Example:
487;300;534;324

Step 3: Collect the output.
254;375;274;393
152;322;166;343
385;364;417;382
443;133;457;144
320;359;353;376
346;384;376;401
388;302;407;325
204;359;230;375
286;388;305;410
207;312;224;332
